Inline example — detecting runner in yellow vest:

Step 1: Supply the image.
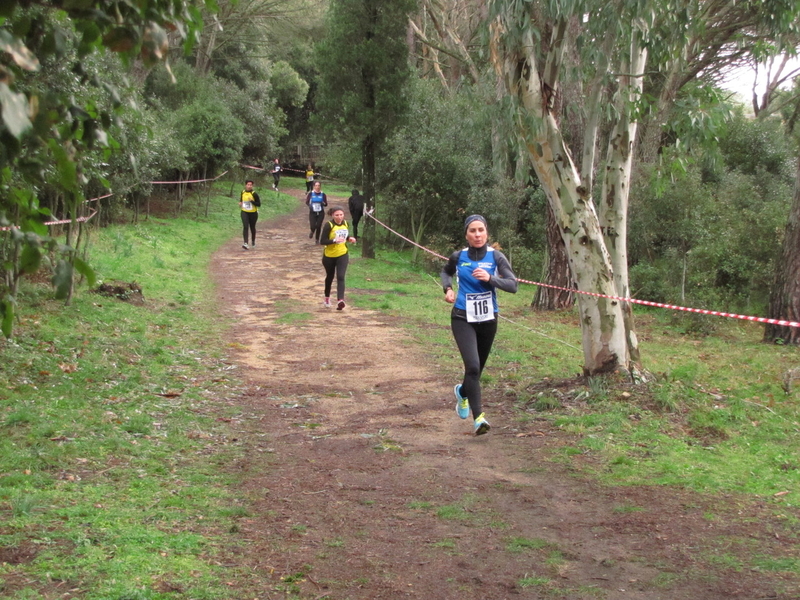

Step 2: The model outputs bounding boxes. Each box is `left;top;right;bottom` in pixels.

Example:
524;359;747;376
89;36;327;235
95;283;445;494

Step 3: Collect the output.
320;206;356;310
239;179;261;250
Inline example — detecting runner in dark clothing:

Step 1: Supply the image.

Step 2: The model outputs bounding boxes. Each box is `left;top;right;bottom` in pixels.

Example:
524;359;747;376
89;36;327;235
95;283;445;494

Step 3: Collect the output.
239;180;261;250
305;180;328;243
440;215;517;435
348;189;365;239
271;158;281;191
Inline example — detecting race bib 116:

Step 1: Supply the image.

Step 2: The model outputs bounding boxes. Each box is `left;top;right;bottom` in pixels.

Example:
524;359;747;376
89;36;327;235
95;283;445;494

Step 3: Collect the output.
465;291;495;323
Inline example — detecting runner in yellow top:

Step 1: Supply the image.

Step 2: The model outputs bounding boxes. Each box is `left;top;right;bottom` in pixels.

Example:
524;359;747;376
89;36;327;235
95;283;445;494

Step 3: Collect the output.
239;179;261;250
319;206;356;310
305;165;315;193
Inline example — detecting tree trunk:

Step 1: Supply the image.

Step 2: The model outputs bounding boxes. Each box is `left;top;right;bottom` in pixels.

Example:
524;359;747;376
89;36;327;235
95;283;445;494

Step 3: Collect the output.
598;33;647;367
492;22;630;375
764;156;800;344
361;135;376;259
532;202;574;310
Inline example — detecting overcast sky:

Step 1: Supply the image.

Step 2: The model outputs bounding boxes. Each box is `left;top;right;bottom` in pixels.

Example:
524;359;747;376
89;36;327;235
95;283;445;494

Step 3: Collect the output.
719;56;800;103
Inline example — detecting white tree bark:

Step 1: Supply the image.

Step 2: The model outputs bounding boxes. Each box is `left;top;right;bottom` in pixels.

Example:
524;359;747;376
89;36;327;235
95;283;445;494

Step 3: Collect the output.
491;21;630;374
598;30;647;364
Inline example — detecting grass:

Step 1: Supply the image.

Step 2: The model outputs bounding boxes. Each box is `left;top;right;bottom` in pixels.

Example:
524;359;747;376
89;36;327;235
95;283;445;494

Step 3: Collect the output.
3;173;800;596
0;180;296;599
347;245;800;503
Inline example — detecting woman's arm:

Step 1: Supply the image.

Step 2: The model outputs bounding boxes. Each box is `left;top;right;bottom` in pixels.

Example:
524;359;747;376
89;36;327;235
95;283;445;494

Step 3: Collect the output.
319;222;333;245
440;251;459;293
489;251;518;294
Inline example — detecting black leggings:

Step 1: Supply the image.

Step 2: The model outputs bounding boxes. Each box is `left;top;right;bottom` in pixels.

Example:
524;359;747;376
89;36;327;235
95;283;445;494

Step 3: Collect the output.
309;210;325;242
322;253;349;300
241;211;258;244
351;210;363;239
451;316;497;417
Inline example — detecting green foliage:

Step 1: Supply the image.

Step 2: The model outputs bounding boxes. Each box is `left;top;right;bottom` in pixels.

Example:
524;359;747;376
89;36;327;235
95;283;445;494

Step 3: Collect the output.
174;98;245;174
380;80;491;247
378;79;546;276
314;0;415;144
270;60;311;110
630;117;793;315
719;110;796;179
146;60;283;167
0;1;209;336
314;0;416;258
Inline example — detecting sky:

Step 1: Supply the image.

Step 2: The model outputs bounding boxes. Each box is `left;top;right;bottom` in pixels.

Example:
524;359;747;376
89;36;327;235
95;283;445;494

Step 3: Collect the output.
719;55;800;105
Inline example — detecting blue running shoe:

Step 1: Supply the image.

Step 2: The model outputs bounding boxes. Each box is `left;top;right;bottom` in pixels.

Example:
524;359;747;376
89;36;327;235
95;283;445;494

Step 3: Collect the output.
474;413;490;435
454;384;469;419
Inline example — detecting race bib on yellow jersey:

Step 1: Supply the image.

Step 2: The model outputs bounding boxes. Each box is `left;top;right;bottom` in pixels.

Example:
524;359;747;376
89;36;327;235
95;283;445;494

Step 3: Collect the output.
333;228;348;243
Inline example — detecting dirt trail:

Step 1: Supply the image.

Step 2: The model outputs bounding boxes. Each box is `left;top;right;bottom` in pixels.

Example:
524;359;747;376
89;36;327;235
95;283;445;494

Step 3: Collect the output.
211;191;796;600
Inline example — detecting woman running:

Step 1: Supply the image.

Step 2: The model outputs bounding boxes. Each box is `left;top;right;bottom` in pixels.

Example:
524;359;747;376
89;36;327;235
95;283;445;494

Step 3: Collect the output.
271;158;282;191
239;179;261;249
305;180;327;243
320;206;356;310
441;215;518;435
305;165;316;193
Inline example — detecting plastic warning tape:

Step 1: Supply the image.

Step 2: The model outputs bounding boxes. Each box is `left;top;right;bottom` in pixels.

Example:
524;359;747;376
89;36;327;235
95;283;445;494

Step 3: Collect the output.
151;170;228;184
243;164;304;175
1;171;229;232
365;210;800;329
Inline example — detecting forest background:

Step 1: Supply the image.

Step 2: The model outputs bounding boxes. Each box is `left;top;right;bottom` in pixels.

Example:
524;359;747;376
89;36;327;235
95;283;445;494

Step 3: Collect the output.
2;0;800;367
2;1;800;598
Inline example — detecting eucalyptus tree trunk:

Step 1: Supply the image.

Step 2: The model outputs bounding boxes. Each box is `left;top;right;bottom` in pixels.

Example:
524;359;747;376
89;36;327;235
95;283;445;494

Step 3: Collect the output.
491;22;630;375
598;32;647;365
361;135;376;259
764;156;800;344
532;203;574;310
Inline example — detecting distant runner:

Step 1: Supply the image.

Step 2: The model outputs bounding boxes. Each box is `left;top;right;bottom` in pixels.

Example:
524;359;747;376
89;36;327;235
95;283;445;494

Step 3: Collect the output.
305;165;316;193
239;179;261;250
271;158;282;191
319;206;356;310
441;215;517;435
305;180;328;244
348;189;365;240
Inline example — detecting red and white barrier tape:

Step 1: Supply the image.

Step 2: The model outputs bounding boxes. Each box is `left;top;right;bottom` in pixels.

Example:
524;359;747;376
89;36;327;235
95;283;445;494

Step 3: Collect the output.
0;207;99;232
243;164;305;175
1;171;229;232
151;170;228;185
365;209;800;329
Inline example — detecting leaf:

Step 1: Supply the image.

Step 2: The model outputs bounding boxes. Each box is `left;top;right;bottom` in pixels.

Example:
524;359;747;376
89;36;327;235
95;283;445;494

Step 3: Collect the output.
0;30;39;71
102;26;137;53
0;297;13;338
73;256;96;287
0;82;32;138
52;260;73;300
19;243;41;274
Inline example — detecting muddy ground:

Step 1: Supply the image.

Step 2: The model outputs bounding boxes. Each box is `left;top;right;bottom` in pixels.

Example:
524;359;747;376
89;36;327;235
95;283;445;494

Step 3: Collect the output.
210;189;799;600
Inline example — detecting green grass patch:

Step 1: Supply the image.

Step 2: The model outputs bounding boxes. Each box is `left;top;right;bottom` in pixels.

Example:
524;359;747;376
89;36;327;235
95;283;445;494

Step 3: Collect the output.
518;575;553;588
506;536;550;553
0;185;295;599
349;247;800;502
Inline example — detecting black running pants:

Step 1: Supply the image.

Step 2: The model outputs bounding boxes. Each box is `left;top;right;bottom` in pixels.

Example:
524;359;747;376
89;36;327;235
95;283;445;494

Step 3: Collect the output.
450;316;497;418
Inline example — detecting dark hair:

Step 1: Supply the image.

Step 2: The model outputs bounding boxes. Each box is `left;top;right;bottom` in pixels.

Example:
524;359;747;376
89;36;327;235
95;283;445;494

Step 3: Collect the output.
328;206;345;216
245;179;254;185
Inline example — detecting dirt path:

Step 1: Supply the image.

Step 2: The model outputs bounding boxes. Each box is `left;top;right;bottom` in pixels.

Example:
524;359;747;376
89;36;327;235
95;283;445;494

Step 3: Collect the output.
211;191;797;600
